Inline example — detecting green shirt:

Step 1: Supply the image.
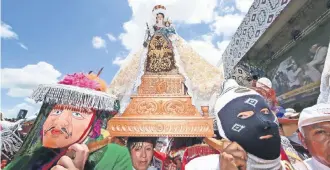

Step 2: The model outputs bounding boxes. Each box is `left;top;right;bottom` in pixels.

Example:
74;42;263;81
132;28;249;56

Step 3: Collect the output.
93;143;133;170
4;144;132;170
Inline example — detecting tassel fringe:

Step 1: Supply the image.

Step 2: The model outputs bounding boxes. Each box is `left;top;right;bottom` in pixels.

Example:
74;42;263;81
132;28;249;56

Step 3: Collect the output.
30;84;116;111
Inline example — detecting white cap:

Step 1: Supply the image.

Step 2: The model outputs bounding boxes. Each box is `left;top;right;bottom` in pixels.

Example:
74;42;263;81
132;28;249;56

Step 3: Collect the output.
284;108;299;118
285;108;296;113
256;77;272;88
298;103;330;133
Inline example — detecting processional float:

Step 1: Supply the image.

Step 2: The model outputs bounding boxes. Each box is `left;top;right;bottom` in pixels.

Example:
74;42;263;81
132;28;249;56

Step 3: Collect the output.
84;4;297;170
88;4;226;158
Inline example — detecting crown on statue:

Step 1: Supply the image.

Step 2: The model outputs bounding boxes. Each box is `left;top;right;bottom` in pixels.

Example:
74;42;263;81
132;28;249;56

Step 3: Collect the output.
152;5;166;12
152;5;167;17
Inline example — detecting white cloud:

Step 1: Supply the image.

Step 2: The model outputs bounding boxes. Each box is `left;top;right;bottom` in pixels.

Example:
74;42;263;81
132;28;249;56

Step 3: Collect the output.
119;0;218;51
1;22;18;39
1;22;31;51
24;97;38;105
224;6;236;13
188;35;229;66
112;56;126;66
118;0;253;66
216;40;231;64
106;33;117;42
92;36;106;49
112;51;130;66
211;14;245;38
235;0;254;13
166;0;218;24
18;42;28;50
2;102;41;119
1;62;61;97
7;88;34;98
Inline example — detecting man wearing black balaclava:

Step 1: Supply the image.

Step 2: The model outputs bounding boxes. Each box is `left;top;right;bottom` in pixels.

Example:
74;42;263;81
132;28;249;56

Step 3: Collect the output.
185;79;293;170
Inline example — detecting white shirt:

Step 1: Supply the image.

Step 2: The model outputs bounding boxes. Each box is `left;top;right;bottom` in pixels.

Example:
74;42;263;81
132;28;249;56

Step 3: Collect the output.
304;66;321;82
133;166;158;170
311;47;328;67
185;154;220;170
185;154;285;170
287;69;301;87
303;157;330;170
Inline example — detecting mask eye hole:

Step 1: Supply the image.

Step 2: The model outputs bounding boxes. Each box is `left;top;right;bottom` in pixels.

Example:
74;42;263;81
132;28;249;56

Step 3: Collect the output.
237;111;254;119
261;108;270;114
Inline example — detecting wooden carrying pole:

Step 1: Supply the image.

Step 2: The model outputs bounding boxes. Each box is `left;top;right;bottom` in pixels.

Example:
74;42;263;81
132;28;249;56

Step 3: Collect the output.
84;136;226;154
203;137;226;152
87;136;112;153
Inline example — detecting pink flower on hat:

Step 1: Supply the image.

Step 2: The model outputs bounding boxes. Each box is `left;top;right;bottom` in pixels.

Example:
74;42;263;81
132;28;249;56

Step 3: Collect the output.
58;73;101;91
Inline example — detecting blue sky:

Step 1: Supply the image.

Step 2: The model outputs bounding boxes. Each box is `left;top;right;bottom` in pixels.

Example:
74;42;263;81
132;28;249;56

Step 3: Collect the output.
1;0;253;118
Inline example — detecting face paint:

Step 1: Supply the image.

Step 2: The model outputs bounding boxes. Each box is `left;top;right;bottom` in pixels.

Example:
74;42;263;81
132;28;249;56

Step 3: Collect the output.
218;95;281;160
42;104;95;148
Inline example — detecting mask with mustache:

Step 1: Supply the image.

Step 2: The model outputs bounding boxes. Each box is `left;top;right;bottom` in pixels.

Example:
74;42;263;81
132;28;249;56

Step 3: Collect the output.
42;106;95;148
43;127;72;139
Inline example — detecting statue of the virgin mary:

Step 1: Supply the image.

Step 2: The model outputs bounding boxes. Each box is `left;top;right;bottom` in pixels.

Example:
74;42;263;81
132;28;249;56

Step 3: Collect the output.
108;5;224;116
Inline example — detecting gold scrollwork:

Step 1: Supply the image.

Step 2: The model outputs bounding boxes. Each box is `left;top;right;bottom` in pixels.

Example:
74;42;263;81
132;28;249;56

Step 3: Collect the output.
125;98;199;115
138;76;184;95
109;122;212;135
163;100;185;115
155;123;164;132
156;80;167;93
146;34;176;73
135;101;158;114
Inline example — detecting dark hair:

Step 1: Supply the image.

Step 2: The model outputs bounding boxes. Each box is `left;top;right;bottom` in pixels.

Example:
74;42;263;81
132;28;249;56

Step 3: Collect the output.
157;13;164;18
170;137;203;149
127;137;157;152
213;131;222;140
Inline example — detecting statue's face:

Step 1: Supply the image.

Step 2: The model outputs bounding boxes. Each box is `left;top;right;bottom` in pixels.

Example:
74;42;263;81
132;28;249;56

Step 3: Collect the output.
42;104;95;148
156;13;164;22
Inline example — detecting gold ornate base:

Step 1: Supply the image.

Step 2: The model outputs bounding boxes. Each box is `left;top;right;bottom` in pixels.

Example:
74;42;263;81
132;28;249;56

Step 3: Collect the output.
123;96;200;117
108;117;214;137
108;73;214;137
108;95;215;137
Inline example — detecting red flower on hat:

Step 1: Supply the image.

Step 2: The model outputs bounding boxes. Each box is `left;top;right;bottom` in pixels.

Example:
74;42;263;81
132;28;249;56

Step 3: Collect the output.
58;73;101;91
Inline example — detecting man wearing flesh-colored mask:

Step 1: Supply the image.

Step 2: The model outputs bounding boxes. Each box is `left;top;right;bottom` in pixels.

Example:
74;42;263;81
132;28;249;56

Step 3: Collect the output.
185;79;294;170
42;104;95;148
5;72;132;170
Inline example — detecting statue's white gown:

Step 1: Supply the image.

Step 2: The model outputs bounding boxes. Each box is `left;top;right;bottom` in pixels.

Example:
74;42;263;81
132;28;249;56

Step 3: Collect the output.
107;32;224;115
317;39;330;104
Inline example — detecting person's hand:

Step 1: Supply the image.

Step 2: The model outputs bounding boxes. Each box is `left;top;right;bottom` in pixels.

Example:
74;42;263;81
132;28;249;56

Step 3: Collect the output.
51;143;89;170
219;141;247;170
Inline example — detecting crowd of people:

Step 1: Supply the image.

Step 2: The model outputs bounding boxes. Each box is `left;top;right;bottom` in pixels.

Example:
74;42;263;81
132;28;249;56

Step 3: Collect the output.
1;73;329;170
1;4;329;170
